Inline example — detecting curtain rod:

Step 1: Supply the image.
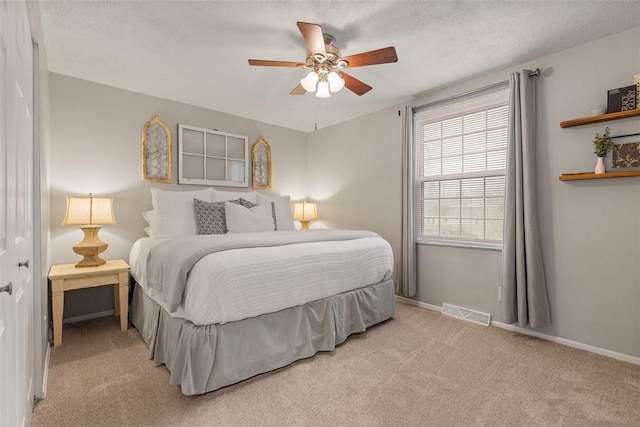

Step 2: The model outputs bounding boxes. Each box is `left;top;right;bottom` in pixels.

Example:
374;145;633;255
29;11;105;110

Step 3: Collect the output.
414;68;540;112
414;80;508;111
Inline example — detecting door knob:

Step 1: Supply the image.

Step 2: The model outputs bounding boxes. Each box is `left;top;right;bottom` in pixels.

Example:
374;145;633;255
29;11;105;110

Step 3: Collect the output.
0;282;12;296
18;259;29;269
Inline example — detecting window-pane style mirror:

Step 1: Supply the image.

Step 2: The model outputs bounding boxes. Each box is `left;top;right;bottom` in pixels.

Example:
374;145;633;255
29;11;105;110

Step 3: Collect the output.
251;136;272;189
178;124;249;187
141;115;172;183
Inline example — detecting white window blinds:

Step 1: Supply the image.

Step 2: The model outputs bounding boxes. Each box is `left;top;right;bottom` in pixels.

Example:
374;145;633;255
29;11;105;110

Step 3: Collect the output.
414;84;509;245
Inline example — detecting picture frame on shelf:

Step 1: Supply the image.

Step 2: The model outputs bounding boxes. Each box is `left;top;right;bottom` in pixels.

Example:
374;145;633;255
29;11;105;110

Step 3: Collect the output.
606;85;637;114
606;130;640;171
611;141;640;169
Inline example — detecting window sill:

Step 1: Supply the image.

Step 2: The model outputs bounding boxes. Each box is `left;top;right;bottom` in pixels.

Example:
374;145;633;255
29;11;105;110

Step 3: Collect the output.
416;238;502;251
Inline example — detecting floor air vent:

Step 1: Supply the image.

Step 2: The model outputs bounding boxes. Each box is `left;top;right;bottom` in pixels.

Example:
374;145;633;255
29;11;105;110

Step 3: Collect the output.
441;303;491;326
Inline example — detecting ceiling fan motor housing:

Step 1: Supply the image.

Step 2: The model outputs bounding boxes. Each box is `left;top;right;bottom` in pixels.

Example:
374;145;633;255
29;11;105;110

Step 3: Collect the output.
307;34;343;68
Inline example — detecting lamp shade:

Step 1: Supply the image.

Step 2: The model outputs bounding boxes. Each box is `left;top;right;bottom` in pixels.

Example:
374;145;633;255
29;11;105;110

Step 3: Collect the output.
293;202;318;221
62;196;116;226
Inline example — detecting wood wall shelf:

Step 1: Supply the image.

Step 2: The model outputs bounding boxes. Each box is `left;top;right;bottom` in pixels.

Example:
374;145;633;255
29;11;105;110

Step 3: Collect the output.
559;170;640;181
560;109;640;128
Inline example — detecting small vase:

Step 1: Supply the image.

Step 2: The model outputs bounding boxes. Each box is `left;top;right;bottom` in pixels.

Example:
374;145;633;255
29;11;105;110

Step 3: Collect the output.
595;157;606;174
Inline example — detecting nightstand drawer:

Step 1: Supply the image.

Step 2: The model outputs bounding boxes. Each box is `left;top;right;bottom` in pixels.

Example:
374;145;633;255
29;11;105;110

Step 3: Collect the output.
53;271;126;291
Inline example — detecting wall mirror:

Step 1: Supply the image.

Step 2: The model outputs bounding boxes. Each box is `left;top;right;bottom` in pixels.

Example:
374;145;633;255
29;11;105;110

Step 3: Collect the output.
178;124;249;187
142;115;172;183
251;136;272;189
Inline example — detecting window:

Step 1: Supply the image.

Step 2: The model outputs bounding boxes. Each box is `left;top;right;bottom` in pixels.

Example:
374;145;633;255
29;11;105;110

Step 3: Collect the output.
414;85;509;246
178;124;249;187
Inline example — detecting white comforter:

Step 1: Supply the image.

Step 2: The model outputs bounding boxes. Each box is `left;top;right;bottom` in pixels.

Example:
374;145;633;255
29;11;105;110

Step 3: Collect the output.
129;231;394;326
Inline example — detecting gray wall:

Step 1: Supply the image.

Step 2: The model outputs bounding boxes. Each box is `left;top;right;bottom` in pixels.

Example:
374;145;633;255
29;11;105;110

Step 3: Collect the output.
307;106;403;280
308;27;640;358
49;74;308;319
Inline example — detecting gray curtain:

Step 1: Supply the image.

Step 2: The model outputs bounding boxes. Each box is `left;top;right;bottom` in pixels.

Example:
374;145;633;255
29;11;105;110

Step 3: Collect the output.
502;70;551;328
396;105;416;297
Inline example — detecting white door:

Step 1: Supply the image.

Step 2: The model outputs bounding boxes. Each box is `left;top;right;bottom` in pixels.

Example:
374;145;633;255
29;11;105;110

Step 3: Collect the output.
0;0;34;425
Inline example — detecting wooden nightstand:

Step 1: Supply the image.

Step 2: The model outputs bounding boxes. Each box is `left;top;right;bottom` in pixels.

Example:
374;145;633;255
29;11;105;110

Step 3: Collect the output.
48;259;130;346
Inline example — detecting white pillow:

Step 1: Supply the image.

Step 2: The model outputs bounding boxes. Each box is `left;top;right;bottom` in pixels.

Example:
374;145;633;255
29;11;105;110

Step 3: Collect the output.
142;210;157;227
257;194;295;231
151;187;214;237
144;226;157;237
225;201;275;233
212;188;258;204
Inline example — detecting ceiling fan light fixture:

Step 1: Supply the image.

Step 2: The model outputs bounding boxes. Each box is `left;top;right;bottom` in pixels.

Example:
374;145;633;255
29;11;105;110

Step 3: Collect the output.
316;80;331;98
248;22;398;98
327;71;345;92
301;71;319;92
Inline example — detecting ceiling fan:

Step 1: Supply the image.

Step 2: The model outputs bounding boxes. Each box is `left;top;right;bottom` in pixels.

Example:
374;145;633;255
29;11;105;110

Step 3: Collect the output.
248;21;398;97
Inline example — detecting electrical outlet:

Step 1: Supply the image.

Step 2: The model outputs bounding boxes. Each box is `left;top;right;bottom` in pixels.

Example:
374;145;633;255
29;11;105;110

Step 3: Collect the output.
497;286;502;302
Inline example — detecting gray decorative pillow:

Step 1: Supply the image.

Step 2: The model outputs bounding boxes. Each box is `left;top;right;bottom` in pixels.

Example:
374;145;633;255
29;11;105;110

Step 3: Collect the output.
194;198;277;234
193;199;229;234
194;198;264;234
236;198;256;209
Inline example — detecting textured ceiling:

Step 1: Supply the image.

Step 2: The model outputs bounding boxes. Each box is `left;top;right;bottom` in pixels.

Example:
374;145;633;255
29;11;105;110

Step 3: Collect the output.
39;1;640;132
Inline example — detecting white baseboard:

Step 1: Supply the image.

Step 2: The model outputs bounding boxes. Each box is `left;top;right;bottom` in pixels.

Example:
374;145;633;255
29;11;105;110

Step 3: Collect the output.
63;309;115;324
395;296;640;366
395;295;442;312
491;320;640;366
41;344;50;398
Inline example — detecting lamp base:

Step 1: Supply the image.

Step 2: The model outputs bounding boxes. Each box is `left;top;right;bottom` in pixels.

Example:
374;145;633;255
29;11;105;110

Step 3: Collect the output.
73;225;108;268
299;221;310;230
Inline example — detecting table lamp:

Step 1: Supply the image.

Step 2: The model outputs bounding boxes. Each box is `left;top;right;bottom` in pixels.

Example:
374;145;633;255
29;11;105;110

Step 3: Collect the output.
293;201;318;230
62;194;116;268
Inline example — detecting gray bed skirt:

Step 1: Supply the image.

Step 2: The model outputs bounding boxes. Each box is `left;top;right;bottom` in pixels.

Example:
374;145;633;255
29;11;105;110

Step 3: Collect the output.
130;280;395;395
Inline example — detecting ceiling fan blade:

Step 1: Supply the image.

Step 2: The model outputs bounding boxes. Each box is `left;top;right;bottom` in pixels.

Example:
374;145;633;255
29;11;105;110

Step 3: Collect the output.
297;21;326;59
341;47;398;68
248;59;305;67
290;83;306;95
341;72;372;96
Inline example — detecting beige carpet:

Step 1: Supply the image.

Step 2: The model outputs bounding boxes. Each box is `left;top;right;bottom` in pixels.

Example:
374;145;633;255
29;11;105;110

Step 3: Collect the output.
32;302;640;426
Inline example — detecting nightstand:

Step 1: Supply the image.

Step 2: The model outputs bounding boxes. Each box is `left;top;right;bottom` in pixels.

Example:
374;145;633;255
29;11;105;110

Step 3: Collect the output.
48;259;130;346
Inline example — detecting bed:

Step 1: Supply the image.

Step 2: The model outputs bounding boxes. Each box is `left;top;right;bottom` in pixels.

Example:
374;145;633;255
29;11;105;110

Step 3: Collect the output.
129;188;396;395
